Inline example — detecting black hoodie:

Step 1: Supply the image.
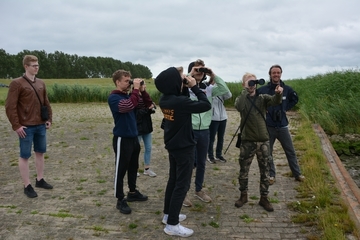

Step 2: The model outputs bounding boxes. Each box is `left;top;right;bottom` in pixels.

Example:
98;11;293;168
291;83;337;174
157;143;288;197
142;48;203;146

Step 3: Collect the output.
155;67;211;150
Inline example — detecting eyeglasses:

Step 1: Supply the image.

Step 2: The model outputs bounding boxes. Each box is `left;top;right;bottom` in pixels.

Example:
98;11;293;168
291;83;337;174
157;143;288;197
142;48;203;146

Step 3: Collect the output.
28;64;40;68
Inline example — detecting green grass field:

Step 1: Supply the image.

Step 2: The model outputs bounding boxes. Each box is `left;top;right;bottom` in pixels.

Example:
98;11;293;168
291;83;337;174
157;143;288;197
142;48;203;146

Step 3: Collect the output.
0;78;157;103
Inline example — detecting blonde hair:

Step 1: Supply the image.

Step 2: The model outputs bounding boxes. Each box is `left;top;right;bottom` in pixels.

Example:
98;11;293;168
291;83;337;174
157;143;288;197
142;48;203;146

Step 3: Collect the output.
242;72;256;83
23;55;38;66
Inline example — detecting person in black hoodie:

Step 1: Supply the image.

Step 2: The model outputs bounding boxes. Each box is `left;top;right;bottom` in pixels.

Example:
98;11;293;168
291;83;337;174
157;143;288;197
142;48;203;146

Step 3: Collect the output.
155;66;211;237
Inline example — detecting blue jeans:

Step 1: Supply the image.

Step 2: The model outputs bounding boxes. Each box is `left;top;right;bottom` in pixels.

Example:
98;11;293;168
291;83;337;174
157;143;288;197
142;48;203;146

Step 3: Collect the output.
19;124;47;159
138;133;152;166
208;120;227;158
193;129;210;192
267;126;302;178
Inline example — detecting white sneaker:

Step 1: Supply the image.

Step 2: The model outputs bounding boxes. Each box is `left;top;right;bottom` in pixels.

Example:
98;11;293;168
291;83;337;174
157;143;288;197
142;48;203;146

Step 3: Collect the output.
144;169;157;177
162;213;187;224
164;223;194;237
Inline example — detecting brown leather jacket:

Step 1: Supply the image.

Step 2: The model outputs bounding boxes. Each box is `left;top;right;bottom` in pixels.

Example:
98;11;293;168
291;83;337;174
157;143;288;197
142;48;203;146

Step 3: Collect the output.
5;76;52;131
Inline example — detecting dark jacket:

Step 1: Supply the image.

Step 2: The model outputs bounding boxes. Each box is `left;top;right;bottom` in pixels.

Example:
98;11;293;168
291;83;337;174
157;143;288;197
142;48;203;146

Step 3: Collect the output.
155;67;211;150
108;88;140;138
234;90;282;142
258;80;298;128
5;75;52;130
136;91;154;135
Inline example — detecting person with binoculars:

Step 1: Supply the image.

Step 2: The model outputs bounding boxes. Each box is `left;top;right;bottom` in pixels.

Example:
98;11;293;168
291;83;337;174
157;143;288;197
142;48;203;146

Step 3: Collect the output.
234;72;283;212
108;70;148;215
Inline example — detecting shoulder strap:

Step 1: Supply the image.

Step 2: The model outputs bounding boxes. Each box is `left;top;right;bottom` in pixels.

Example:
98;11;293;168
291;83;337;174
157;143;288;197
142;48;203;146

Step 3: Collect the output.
23;76;43;105
239;95;257;137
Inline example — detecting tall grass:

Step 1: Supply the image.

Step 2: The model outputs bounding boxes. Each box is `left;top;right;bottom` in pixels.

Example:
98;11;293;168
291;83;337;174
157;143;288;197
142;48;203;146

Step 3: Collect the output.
286;69;360;135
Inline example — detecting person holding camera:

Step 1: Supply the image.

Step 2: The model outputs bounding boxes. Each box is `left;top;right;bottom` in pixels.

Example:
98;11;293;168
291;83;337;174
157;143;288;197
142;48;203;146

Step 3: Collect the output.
258;65;304;184
136;82;157;177
155;66;211;237
108;70;148;215
182;59;231;207
5;55;53;198
234;72;283;212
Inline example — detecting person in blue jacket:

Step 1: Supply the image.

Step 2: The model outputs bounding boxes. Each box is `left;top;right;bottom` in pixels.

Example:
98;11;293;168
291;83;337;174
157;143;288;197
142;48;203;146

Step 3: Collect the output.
257;65;305;184
108;70;148;215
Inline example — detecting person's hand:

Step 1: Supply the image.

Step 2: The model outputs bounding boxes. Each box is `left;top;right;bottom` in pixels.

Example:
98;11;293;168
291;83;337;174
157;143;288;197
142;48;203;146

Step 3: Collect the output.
15;126;27;138
275;85;283;94
184;76;196;88
45;121;51;129
132;78;143;90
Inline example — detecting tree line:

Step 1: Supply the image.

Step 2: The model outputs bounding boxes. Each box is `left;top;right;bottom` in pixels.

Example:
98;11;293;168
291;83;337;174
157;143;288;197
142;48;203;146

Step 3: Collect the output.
0;49;152;79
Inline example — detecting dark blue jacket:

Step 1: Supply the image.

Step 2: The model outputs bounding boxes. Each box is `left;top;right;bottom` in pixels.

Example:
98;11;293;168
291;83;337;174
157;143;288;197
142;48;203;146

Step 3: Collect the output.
257;80;298;128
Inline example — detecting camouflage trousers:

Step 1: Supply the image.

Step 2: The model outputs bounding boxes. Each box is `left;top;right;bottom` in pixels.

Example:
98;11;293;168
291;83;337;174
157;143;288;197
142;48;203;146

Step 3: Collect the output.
238;140;270;196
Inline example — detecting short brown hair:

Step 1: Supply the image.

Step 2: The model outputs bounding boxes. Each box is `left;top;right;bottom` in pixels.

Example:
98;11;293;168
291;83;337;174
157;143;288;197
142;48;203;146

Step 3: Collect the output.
23;55;38;67
112;70;131;85
268;64;282;75
194;59;205;67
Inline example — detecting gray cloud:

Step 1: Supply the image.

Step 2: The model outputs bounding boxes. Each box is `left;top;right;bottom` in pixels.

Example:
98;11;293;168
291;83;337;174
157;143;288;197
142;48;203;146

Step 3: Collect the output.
1;0;359;81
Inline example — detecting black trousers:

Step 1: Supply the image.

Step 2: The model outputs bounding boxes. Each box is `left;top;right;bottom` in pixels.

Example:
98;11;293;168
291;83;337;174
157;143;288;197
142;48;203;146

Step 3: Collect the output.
112;136;140;200
163;146;194;225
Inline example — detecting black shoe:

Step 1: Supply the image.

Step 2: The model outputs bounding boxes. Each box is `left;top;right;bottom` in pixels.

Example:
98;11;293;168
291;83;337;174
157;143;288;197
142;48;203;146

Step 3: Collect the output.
217;156;227;163
127;190;148;202
116;199;131;214
35;178;53;189
24;184;38;198
207;157;216;164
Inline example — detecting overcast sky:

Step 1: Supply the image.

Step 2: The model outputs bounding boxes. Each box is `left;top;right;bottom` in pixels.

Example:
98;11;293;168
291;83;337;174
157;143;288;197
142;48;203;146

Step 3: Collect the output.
1;0;359;81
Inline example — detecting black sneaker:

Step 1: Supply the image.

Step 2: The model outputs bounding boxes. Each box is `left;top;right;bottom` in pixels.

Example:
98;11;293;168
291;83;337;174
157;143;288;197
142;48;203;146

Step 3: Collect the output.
127;190;148;202
217;156;227;163
35;178;53;189
207;157;216;164
116;199;131;214
24;184;38;198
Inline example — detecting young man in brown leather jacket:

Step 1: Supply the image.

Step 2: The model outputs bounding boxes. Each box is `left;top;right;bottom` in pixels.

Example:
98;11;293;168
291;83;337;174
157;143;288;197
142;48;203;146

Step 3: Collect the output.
5;55;53;198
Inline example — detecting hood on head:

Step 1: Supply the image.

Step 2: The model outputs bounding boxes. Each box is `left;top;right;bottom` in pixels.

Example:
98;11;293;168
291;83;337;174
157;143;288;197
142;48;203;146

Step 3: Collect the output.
155;67;182;95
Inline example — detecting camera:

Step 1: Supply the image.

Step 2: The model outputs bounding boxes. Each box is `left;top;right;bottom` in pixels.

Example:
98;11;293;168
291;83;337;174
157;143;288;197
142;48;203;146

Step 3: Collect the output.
248;78;265;87
150;103;156;114
129;79;144;85
196;67;212;74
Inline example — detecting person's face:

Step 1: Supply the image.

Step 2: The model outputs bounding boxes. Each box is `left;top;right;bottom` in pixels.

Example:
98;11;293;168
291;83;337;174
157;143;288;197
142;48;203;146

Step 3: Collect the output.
192;65;205;82
116;76;131;91
270;67;282;84
25;61;39;75
242;76;257;94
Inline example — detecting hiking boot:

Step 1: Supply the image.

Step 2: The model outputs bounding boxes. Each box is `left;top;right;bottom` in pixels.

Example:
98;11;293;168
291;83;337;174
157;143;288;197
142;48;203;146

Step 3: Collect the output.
235;192;248;208
182;194;192;207
24;184;38;198
259;195;274;212
216;156;227;163
164;223;194;237
162;213;187;224
195;190;212;203
295;175;305;182
144;169;157;177
207;157;216;164
116;199;131;214
35;178;53;189
269;177;276;185
127;190;148;202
